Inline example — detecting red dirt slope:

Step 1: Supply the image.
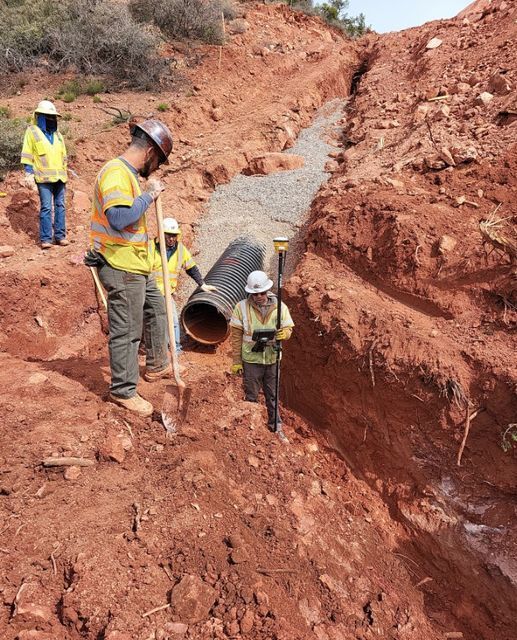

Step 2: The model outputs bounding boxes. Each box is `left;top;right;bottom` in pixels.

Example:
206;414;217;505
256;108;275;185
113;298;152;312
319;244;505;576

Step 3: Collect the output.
284;3;516;639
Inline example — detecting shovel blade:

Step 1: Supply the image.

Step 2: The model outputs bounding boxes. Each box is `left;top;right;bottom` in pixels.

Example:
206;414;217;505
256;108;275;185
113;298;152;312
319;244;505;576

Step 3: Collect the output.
161;384;192;437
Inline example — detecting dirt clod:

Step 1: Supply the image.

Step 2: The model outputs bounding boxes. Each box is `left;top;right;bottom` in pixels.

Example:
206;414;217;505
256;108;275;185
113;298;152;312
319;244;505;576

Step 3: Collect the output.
169;575;217;624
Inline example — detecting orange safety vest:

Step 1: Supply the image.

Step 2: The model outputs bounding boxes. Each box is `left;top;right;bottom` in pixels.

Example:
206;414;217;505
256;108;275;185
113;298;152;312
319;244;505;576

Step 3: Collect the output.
90;158;151;275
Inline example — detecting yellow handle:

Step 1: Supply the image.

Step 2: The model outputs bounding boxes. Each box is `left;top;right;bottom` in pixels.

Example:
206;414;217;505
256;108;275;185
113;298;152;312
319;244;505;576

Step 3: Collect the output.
155;195;185;389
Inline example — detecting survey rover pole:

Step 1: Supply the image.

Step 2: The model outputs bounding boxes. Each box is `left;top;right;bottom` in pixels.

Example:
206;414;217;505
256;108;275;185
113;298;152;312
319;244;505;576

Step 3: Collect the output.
273;237;289;439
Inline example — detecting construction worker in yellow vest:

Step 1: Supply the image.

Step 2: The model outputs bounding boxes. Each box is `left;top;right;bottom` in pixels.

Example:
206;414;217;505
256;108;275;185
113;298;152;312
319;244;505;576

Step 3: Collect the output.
150;217;216;353
86;119;174;417
230;270;294;432
21;100;69;249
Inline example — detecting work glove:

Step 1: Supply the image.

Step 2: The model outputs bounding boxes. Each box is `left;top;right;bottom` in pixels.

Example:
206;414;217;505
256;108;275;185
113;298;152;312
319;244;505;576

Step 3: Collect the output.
276;328;290;341
231;363;243;375
146;178;165;201
24;173;37;192
200;283;217;293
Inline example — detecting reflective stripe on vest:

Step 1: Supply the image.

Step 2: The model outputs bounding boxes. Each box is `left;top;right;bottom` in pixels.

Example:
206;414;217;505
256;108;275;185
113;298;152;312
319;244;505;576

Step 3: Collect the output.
240;299;281;342
29;126;67;182
239;300;255;343
29;126;49;168
153;243;185;292
90;221;148;245
90;159;150;274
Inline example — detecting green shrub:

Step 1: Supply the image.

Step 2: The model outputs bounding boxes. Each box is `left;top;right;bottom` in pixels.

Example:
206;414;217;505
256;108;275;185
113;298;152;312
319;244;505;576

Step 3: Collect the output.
57;79;83;98
61;112;73;121
220;0;238;20
129;0;226;44
289;0;368;37
0;117;26;176
92;95;102;104
501;424;517;453
0;106;11;119
56;78;106;101
157;102;169;112
0;0;165;87
85;79;105;95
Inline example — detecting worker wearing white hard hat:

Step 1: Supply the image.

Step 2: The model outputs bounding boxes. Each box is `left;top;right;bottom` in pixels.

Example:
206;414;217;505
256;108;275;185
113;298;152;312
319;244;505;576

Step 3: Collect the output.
230;270;294;432
150;217;216;352
20;100;69;249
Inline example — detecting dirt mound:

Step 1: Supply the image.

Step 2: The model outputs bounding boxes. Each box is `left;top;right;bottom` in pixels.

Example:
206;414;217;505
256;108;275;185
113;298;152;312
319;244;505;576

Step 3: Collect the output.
0;351;446;639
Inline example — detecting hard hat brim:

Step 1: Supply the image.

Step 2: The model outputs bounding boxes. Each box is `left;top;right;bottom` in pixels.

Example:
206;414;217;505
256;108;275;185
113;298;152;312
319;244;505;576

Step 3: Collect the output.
35;108;61;117
245;279;273;294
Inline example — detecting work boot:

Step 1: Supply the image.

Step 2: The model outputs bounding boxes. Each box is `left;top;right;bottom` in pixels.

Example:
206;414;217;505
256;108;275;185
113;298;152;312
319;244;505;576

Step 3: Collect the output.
41;242;52;250
109;393;153;417
144;363;186;382
56;238;70;246
144;364;172;382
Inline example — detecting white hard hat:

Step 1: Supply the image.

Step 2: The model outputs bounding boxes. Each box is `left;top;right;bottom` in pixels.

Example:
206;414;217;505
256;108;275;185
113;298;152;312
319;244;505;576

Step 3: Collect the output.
245;270;273;294
163;218;180;234
35;100;61;117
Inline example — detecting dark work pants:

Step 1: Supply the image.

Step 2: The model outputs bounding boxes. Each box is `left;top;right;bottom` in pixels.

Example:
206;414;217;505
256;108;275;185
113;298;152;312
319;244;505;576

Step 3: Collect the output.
97;262;168;398
242;361;280;429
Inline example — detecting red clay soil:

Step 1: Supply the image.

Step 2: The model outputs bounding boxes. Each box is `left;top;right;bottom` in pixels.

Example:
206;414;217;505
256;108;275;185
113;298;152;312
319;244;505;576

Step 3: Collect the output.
0;2;516;639
284;2;517;639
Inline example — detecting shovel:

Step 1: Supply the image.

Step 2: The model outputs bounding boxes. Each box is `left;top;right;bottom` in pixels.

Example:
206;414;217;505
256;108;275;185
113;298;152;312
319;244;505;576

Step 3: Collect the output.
155;195;191;435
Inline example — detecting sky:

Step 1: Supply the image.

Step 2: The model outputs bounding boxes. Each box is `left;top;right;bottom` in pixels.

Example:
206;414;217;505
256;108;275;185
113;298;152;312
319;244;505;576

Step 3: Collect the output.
345;0;471;33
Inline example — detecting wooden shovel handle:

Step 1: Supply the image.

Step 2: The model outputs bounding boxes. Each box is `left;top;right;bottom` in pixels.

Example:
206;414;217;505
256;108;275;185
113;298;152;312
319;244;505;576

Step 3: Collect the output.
155;195;185;388
89;266;107;310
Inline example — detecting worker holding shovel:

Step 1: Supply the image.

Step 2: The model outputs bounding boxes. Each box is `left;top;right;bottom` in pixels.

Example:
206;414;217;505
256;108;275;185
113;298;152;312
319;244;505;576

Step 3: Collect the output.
230;256;294;441
86;119;174;417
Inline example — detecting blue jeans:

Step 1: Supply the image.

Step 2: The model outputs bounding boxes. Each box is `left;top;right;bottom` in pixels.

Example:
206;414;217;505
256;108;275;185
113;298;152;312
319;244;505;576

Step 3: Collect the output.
37;181;66;243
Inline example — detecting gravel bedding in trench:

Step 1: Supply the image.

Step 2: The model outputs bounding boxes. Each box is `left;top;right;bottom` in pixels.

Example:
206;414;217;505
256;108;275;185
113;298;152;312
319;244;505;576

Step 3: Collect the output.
190;98;347;285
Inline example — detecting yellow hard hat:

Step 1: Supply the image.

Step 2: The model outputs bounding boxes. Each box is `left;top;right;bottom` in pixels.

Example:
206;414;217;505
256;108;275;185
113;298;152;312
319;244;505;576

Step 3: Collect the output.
35;100;61;117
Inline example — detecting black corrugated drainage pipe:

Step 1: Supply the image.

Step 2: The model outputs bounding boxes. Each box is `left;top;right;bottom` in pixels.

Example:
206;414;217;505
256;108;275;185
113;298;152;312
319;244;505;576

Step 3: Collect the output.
181;236;265;345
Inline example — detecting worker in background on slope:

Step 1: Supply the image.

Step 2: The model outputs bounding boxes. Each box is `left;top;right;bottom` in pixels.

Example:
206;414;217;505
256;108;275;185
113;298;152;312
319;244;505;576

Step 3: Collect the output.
150;217;216;353
86;119;174;417
21;100;69;249
230;270;294;432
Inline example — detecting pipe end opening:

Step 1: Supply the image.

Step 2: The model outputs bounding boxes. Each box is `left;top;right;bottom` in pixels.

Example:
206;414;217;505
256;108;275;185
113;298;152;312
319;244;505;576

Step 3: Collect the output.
182;301;229;345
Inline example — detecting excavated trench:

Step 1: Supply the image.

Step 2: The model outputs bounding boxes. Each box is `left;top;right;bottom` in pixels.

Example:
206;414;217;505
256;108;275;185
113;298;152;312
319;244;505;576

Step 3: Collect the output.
280;63;517;639
186;85;516;638
1;62;514;640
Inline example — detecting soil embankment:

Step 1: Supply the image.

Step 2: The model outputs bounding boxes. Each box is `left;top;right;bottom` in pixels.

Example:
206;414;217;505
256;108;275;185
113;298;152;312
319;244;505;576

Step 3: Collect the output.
284;2;517;638
0;2;516;639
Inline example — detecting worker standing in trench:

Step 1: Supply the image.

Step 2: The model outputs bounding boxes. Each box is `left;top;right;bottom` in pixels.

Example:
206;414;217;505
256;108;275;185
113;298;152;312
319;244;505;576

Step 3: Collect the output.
85;120;174;417
230;270;294;436
149;217;216;353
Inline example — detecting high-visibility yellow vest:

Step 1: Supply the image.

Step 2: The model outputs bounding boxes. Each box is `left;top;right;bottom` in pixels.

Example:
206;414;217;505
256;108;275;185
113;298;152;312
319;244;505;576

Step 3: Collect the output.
150;240;196;294
90;158;151;275
21;125;67;184
230;297;294;365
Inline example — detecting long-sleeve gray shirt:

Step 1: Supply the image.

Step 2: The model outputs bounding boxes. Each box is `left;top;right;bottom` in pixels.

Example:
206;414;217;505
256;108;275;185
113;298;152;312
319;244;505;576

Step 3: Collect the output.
105;158;153;230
